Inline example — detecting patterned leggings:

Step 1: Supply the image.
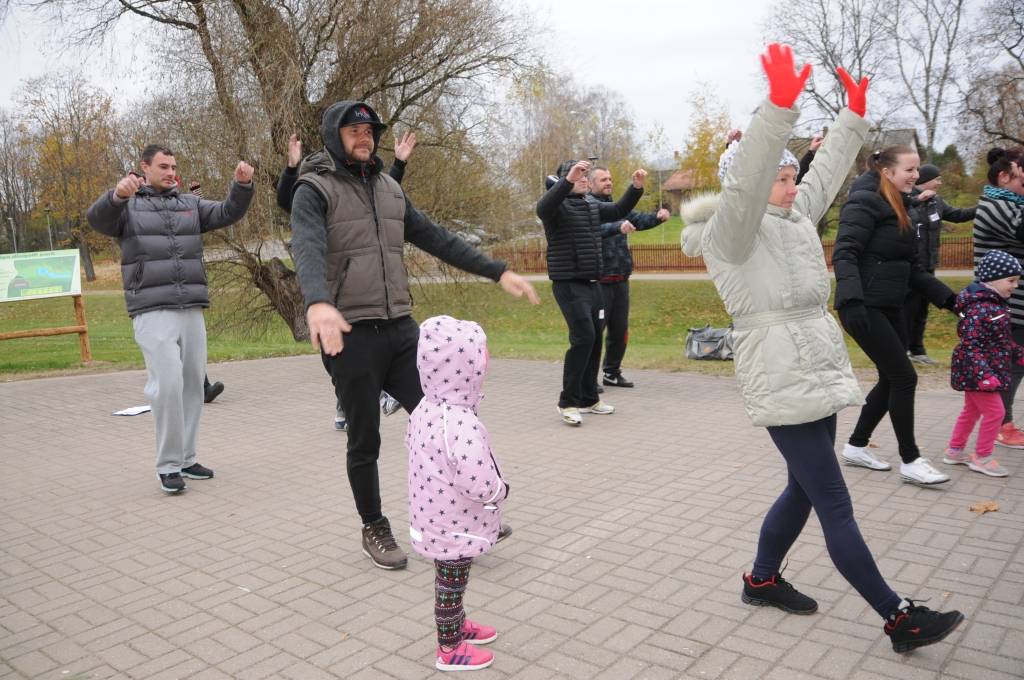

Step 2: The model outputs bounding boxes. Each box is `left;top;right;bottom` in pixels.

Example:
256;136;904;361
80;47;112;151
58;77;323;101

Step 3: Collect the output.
435;557;472;648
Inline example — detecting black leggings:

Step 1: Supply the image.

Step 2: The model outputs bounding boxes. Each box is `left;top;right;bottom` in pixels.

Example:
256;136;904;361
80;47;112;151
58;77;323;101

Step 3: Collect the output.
753;415;901;619
839;305;920;463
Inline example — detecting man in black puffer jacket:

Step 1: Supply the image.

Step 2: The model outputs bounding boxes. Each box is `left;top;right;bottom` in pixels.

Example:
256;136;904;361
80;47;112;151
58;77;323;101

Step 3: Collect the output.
87;144;254;494
537;158;645;425
587;166;670;388
904;164;977;364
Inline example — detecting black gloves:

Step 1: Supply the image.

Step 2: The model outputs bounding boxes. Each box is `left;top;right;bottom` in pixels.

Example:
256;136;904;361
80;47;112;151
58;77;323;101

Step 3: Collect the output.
838;302;871;338
941;294;957;312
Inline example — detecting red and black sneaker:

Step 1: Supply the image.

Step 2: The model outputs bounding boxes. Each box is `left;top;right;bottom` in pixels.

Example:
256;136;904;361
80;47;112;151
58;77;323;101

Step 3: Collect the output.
741;572;818;615
885;599;964;653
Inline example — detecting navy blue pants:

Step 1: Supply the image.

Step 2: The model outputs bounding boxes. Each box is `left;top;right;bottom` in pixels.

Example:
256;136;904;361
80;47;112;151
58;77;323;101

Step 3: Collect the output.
752;414;901;619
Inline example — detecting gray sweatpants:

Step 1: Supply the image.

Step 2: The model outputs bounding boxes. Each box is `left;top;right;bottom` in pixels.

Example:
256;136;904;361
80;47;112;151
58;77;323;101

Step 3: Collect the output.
132;309;207;474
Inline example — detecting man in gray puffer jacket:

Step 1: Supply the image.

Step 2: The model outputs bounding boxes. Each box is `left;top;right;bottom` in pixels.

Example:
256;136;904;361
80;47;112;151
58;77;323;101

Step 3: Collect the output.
87;144;254;494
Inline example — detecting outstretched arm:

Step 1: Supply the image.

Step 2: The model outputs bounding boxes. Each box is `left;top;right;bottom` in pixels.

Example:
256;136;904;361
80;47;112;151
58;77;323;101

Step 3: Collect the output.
703;44;808;264
793;68;870;223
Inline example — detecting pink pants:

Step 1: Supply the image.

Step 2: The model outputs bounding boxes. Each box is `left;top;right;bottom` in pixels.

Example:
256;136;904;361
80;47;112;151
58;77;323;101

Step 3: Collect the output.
949;391;1005;457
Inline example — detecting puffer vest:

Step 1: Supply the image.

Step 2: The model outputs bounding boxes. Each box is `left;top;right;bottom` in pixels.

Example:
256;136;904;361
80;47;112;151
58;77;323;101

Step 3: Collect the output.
297;170;410;322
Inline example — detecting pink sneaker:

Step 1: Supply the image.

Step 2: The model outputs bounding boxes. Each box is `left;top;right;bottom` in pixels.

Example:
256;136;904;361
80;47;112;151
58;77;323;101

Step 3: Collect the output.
461;618;497;644
995;422;1024;449
968;454;1009;477
436;641;493;671
942;447;970;465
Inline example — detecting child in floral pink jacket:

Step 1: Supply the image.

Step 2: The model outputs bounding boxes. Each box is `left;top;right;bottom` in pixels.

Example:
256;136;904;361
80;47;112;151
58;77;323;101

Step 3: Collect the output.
944;249;1023;477
406;315;509;672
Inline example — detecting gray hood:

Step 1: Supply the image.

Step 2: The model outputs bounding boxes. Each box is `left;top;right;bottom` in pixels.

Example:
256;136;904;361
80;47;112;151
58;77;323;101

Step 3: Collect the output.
320;100;387;173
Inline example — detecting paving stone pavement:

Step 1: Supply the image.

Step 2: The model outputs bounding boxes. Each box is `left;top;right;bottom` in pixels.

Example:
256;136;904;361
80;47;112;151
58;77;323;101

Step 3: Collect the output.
1;355;1022;680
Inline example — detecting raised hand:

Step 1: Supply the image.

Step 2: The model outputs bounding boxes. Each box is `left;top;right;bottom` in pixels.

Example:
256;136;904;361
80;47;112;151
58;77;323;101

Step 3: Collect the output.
234;161;255;184
760;43;811;109
656;208;671;222
836;67;869;117
566;160;591;183
114;174;144;199
394;131;417;162
727;129;743;144
809;134;824;152
620;220;637;234
287;134;302;168
632;168;648;189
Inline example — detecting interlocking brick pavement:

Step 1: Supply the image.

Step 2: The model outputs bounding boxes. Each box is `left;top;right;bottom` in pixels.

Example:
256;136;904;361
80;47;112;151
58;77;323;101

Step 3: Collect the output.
1;355;1022;679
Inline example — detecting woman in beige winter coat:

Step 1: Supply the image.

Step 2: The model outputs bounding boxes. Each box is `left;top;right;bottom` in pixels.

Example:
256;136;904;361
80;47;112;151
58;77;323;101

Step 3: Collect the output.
680;43;963;653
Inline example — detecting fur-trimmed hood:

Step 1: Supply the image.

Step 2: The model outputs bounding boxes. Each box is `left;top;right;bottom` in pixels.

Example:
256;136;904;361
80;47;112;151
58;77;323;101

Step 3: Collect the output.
679;192;720;256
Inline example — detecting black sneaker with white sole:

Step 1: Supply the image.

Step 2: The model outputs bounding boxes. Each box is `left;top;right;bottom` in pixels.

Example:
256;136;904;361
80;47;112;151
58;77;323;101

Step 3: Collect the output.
885;599;964;653
159;473;186;494
741;572;818;614
181;463;214;479
602;373;634;388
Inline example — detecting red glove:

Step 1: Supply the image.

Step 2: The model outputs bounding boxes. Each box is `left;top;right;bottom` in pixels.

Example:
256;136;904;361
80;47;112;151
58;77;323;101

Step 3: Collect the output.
836;67;869;118
760;43;811;109
979;375;1002;391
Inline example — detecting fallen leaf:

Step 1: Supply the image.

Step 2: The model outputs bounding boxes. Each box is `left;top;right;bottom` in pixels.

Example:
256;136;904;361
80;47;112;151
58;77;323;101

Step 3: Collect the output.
340;631;350;641
969;500;999;515
868;442;879;448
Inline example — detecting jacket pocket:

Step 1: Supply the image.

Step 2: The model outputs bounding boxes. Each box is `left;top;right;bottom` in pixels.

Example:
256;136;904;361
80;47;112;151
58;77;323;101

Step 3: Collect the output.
129;260;145;293
330;258;351;302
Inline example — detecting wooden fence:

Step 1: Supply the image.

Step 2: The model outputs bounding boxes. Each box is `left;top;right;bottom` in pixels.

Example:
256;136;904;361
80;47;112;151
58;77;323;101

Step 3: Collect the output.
490;236;976;274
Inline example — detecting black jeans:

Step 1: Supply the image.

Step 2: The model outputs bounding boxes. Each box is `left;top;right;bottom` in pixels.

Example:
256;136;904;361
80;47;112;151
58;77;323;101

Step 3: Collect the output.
552;280;604;408
902;288;930;356
754;415;901;620
600;280;630;375
1002;326;1024;423
322;316;424;524
839;305;920;463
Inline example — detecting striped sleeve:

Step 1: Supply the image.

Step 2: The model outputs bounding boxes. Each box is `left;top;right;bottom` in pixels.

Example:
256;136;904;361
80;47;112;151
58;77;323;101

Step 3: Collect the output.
974;197;1024;326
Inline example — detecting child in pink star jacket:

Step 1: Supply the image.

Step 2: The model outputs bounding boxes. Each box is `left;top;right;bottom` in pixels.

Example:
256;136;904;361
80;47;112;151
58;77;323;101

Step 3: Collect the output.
406;315;509;671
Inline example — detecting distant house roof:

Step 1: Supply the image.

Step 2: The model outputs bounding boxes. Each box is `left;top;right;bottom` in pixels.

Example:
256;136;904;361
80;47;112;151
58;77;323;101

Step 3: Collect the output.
662;168;697;192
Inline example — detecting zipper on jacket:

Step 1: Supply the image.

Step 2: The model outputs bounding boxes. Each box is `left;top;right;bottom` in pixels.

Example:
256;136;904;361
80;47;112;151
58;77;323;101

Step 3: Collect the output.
131;260;145;293
362;168;391;317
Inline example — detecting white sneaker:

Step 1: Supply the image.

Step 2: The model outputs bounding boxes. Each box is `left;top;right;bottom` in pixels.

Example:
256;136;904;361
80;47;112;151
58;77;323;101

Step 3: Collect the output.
558;406;582;426
841;443;891;470
899;457;950;485
581;401;615;415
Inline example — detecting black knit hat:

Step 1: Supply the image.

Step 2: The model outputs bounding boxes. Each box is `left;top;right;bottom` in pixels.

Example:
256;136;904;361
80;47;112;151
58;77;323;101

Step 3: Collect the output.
916;164;941;185
977;249;1022;283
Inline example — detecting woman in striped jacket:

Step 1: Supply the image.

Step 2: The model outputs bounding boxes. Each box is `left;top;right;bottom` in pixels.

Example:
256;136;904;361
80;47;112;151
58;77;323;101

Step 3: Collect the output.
972;147;1024;448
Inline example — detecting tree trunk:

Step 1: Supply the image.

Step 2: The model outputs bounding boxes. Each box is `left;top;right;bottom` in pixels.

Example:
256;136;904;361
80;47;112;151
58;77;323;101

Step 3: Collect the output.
76;235;96;281
249;257;309;341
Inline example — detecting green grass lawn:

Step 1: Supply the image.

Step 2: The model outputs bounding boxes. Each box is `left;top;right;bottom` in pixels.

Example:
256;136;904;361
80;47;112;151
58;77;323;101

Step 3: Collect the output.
1;277;970;378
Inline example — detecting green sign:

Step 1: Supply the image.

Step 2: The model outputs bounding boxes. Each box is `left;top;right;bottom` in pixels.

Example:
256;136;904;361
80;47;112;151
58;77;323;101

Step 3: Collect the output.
0;250;82;302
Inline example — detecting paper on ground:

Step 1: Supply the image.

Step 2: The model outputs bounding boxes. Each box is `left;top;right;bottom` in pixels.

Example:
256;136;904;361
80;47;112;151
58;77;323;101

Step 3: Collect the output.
113;405;151;416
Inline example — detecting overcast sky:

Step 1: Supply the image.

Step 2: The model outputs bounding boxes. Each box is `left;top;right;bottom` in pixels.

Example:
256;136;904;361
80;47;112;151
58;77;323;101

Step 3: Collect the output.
1;0;783;160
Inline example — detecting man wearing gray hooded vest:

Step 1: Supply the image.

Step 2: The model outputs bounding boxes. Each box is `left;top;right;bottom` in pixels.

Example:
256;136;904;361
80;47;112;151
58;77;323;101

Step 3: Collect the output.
289;101;538;570
87;144;255;494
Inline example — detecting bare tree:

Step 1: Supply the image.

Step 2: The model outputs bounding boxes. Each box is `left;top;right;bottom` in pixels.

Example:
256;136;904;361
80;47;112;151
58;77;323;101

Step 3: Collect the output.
0;111;38;252
16;75;121;277
959;0;1024;147
22;0;535;340
884;0;966;160
763;0;896;128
